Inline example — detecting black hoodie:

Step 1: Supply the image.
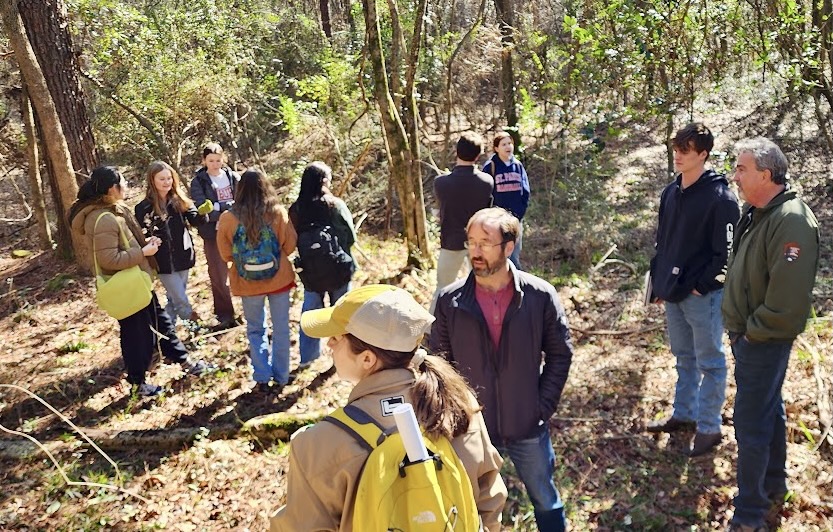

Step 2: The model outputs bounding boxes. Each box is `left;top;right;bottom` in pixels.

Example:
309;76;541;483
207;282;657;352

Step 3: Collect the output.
650;170;740;303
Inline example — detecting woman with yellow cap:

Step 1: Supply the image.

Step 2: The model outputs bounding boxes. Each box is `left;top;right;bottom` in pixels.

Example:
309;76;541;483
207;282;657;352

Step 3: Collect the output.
270;284;507;531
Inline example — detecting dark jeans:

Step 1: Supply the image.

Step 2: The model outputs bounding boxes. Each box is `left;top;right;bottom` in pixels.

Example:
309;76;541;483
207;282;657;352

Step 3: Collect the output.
731;335;792;527
202;237;235;322
118;291;188;384
496;424;566;532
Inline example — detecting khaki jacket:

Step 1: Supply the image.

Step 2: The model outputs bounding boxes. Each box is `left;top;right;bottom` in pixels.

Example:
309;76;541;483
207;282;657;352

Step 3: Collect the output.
71;202;154;277
216;209;297;296
270;368;507;532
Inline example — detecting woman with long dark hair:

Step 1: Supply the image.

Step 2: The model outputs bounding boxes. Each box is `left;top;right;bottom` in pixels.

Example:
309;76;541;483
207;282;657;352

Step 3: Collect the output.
270;284;507;531
217;168;297;393
69;166;215;396
288;161;356;370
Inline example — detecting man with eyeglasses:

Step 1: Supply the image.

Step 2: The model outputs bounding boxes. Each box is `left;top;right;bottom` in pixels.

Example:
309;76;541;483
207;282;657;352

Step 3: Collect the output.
431;207;574;531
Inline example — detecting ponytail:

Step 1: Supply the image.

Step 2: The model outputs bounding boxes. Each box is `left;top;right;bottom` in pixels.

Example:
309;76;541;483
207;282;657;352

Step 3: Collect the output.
410;352;478;440
344;334;478;440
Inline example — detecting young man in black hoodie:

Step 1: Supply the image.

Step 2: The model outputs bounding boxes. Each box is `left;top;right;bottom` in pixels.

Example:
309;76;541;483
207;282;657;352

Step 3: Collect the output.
646;123;739;457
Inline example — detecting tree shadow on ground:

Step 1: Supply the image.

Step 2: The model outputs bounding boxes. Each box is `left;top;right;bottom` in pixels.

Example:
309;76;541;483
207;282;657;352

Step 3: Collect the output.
0;358;124;439
547;291;741;530
167;366;335;429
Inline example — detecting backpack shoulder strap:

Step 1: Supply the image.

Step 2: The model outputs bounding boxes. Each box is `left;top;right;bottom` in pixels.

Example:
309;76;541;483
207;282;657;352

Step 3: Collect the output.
324;404;391;452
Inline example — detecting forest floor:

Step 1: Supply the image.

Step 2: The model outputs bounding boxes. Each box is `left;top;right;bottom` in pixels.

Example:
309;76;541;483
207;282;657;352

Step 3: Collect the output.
1;99;832;529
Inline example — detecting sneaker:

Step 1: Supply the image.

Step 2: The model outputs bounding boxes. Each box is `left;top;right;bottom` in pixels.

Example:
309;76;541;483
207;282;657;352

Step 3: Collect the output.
132;383;164;397
183;359;218;376
688;431;722;457
646;416;696;433
253;382;273;394
297;361;313;371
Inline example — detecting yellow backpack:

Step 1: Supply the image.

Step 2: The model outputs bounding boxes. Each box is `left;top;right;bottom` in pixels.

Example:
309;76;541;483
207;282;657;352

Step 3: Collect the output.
325;404;481;531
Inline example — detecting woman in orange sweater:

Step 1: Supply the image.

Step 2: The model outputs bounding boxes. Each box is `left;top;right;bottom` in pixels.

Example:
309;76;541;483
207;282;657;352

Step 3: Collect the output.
217;168;297;393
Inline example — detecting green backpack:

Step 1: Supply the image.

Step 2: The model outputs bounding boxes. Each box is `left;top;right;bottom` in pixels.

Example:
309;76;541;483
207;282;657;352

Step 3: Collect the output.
230;223;280;281
324;404;481;531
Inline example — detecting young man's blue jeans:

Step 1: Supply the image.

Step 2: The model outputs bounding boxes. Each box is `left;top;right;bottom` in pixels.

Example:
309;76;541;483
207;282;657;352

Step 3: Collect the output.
158;270;193;324
664;290;727;434
496;424;565;532
299;283;350;365
730;336;792;528
241;291;291;385
509;220;523;270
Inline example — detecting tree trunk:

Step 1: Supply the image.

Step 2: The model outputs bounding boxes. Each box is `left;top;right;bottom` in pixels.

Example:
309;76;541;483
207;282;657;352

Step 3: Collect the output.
361;0;430;266
19;0;98;182
402;0;430;265
20;83;53;250
385;0;406;108
319;0;332;40
494;0;520;147
1;0;82;261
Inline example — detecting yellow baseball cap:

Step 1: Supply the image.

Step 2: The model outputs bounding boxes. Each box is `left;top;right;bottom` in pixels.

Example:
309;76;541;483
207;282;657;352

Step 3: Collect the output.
300;284;434;352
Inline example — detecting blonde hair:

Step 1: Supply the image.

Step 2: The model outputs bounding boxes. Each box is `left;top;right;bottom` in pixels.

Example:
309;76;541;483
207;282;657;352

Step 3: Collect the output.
144;161;194;217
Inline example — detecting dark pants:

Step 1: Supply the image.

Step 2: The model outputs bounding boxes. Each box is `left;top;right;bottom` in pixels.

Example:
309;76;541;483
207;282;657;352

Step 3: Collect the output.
731;335;792;527
202;237;235;322
496;424;566;532
118;292;188;384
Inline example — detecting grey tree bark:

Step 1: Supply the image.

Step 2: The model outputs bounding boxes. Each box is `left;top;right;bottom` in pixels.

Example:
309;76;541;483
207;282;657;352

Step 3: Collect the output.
1;0;82;260
20;83;53;250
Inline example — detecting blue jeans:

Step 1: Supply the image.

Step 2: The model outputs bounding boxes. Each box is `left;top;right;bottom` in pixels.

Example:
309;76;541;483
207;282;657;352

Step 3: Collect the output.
664;290;727;434
497;424;565;531
509;220;523;270
158;270;193;324
299;283;350;365
241;291;291;385
731;336;792;528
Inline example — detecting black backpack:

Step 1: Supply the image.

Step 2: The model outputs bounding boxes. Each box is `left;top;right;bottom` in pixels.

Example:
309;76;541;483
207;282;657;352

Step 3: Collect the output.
294;223;354;293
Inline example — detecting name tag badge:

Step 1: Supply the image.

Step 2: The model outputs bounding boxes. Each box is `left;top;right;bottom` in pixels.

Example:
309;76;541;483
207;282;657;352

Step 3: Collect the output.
380;396;405;416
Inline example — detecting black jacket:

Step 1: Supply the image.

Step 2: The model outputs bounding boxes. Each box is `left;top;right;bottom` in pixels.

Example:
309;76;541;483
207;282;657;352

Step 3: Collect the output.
434;165;494;250
189;167;240;240
431;264;574;444
650;170;739;303
134;199;205;274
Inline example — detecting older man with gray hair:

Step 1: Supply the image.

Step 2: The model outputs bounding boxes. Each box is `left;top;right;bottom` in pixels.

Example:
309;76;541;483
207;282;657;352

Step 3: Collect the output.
722;138;820;531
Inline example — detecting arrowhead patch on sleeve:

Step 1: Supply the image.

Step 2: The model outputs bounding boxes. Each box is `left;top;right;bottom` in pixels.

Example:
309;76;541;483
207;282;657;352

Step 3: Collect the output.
783;242;801;262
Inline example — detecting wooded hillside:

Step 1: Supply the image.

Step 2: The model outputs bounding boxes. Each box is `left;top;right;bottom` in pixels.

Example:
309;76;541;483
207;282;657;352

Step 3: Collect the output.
0;0;830;529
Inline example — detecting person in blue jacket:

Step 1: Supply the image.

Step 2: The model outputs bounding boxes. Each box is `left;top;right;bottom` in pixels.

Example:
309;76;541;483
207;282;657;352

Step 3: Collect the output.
482;131;530;269
646;123;739;457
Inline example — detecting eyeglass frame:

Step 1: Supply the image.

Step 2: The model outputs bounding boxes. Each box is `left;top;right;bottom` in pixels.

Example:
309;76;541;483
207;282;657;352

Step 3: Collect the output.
463;239;510;251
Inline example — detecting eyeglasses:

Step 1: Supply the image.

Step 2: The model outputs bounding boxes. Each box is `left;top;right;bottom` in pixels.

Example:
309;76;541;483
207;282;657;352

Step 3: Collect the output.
464;240;507;251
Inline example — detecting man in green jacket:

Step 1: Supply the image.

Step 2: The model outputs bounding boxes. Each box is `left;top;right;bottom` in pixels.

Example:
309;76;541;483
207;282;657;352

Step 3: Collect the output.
722;137;820;532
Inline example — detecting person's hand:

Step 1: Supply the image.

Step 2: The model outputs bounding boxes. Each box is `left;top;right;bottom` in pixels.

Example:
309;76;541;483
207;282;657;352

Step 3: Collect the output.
142;240;159;256
197;199;214;216
691;289;702;296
